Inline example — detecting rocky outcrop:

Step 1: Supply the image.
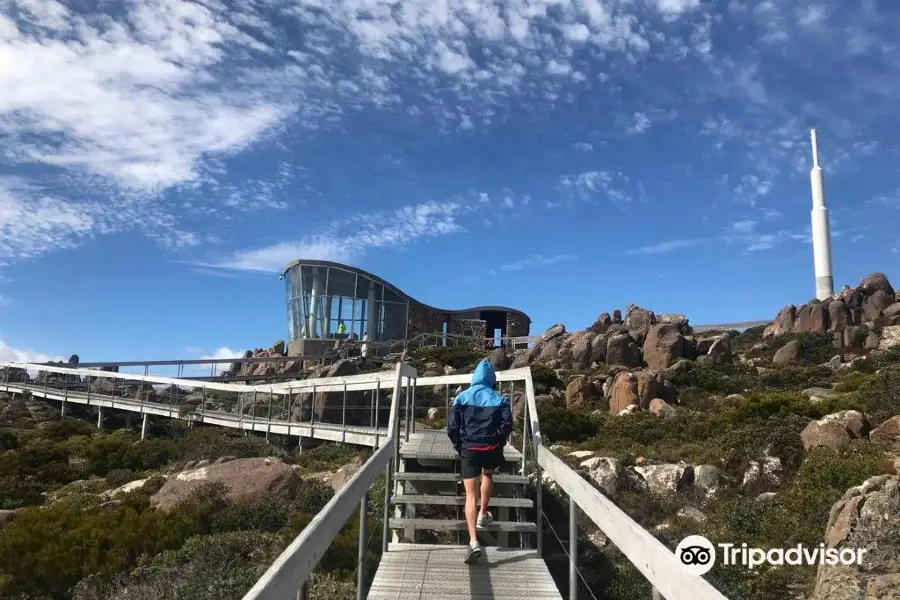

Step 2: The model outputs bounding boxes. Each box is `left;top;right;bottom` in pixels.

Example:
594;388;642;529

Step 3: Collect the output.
606;370;669;415
642;323;687;370
634;463;694;496
809;475;900;600
565;375;602;410
764;273;900;350
870;417;900;451
773;339;801;364
801;411;871;452
150;457;299;512
606;332;642;368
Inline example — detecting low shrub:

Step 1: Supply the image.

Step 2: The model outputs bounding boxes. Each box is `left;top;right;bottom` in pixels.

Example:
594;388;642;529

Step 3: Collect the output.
530;364;563;391
412;346;485;369
539;406;599;443
759;365;834;390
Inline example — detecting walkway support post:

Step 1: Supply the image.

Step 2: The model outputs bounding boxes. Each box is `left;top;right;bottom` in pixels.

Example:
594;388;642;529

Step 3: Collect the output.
141;413;148;440
97;407;102;429
357;492;368;600
569;497;577;600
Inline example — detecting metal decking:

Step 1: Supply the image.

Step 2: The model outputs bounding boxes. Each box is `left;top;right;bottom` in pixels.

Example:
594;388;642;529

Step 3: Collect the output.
367;544;560;600
399;430;521;462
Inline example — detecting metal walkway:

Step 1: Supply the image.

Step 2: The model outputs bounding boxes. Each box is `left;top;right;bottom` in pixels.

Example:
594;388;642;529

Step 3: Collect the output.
0;361;728;600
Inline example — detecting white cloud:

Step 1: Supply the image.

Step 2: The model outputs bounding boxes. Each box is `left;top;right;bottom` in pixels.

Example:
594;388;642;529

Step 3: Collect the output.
198;345;245;375
498;254;578;272
560;170;631;203
0;339;63;364
208;201;466;272
629;112;652;134
627;239;704;255
572;142;594;152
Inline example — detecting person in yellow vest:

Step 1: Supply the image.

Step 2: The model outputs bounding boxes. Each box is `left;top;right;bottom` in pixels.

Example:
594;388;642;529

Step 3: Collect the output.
337;321;347;336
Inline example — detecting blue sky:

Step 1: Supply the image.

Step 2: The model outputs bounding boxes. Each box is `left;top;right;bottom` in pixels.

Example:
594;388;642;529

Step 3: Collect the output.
1;0;899;366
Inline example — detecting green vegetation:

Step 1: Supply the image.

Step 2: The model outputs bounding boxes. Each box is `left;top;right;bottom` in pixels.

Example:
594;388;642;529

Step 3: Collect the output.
411;345;485;370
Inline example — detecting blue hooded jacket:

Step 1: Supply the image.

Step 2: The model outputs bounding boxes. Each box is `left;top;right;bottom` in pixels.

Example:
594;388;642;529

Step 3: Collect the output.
447;360;512;453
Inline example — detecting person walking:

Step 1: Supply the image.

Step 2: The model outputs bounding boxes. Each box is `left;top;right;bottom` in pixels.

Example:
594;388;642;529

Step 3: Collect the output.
447;359;512;564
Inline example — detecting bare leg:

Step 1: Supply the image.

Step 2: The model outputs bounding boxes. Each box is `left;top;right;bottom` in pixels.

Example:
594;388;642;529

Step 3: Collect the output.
463;476;479;543
479;470;493;515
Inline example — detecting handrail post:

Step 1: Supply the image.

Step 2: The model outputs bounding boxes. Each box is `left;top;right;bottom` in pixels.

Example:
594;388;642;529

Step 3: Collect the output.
342;382;348;442
357;492;368;600
569;496;577;600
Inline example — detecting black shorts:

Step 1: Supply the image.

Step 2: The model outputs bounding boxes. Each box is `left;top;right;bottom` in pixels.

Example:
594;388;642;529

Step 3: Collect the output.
460;447;504;479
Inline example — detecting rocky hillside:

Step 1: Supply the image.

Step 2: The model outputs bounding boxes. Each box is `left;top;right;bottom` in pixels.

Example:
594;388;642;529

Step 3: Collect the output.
2;271;900;600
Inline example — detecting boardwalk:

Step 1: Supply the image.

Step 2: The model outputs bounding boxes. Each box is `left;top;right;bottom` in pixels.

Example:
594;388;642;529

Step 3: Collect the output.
368;544;560;600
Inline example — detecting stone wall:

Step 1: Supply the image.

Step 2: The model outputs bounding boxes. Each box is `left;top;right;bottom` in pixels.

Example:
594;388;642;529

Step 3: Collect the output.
407;301;443;339
506;311;531;337
449;318;487;340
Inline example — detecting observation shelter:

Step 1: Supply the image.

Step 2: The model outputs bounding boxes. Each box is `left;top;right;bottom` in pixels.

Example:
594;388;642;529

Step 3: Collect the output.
281;260;531;356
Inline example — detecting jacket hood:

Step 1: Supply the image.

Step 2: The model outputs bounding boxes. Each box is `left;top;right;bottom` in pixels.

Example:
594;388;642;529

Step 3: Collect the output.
471;359;496;388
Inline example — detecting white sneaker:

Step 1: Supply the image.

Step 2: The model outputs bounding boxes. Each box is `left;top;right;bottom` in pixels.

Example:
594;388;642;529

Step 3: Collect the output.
477;512;494;529
465;542;483;564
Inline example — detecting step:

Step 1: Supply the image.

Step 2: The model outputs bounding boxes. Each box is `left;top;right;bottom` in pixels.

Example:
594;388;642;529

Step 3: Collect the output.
389;518;537;532
393;472;529;484
391;494;533;508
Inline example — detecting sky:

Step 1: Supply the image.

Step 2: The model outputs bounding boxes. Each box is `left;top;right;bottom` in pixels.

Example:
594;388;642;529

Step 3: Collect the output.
1;0;899;367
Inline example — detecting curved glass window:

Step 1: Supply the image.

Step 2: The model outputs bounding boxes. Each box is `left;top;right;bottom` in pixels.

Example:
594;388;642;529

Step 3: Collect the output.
284;263;409;342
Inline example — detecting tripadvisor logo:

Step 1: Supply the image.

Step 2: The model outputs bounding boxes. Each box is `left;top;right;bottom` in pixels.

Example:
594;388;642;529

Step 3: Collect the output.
675;535;868;575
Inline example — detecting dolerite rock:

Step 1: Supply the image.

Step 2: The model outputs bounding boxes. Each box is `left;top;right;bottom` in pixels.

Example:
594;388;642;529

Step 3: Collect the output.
590;334;607;364
870;416;900;450
612;309;623;324
797;302;830;333
809;475;900;600
857;272;895;297
642;323;687;370
606;332;642;368
589;312;613;333
864;290;894;321
489;347;508;371
828;301;852;333
801;411;871;452
764;305;796;338
540;324;567;343
608;372;639;415
773;339;801;364
565;375;601;410
151;458;299;512
884;302;900;322
706;336;733;365
624;305;657;345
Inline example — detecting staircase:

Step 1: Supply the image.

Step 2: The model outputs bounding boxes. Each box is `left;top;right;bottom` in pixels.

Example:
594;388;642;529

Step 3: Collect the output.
367;429;557;600
386;430;537;549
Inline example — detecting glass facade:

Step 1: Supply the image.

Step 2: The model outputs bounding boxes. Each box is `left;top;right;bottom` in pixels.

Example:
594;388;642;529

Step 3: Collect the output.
284;263;410;342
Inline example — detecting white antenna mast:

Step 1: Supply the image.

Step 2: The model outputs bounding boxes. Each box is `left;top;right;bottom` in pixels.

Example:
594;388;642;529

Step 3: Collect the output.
809;128;834;300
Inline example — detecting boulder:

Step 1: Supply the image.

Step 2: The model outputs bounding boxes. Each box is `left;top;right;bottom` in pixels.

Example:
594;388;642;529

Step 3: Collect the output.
642;323;687;370
764;305;796;338
797;302;829;334
581;457;624;499
590;334;607;364
565;375;601;410
694;465;728;497
828;301;852;333
608;372;639;415
0;509;16;530
589;312;613;333
624;305;657;344
864;290;894;321
606;332;642;368
633;463;694;496
706;336;733;365
773;339;801;364
801;410;871;452
880;325;900;350
844;325;869;348
884;302;900;322
151;457;299;511
857;272;895;297
742;456;783;488
648;398;675;418
809;475;900;600
488;347;508;371
870;416;900;450
540;324;567;343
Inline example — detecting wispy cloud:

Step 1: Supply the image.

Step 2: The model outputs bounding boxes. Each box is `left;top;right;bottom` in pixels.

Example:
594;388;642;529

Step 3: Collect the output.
0;339;63;364
498;254;578;272
627;239;705;255
207;201;466;273
559;171;631;203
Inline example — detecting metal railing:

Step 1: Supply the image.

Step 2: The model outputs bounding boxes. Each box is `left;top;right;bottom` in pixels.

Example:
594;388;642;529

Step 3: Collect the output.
241;362;417;600
2;360;728;600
